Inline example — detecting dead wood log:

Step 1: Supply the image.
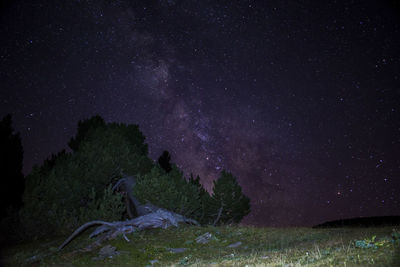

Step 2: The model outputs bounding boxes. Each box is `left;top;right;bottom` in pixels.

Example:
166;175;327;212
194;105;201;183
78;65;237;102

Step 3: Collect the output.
58;208;199;250
58;220;116;250
58;177;199;251
112;176;159;217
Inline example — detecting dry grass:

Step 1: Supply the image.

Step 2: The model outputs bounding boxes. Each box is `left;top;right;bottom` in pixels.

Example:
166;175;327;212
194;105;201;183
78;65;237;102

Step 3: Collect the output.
2;225;399;266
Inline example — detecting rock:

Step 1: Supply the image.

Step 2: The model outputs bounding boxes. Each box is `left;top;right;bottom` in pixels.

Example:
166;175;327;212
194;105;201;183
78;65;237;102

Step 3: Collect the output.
196;232;213;244
167;247;188;253
227;241;242;248
25;255;39;265
93;245;119;260
100;245;118;256
149;259;159;265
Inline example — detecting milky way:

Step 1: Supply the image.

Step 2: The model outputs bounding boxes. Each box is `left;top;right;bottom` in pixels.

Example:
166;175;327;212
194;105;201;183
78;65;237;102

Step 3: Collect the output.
1;0;399;226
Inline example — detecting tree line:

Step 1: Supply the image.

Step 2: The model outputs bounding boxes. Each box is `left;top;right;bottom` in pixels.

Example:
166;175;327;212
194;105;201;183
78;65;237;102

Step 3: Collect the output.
0;114;250;241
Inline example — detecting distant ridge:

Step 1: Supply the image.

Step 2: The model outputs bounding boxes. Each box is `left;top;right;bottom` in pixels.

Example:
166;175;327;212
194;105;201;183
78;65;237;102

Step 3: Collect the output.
313;216;400;228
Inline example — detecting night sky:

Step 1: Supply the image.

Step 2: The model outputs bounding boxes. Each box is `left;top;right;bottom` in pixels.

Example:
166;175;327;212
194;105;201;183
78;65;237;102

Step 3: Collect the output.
1;0;399;227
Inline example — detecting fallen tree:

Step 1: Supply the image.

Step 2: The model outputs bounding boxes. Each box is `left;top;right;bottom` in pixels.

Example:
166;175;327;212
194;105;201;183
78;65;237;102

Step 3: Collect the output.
58;177;199;250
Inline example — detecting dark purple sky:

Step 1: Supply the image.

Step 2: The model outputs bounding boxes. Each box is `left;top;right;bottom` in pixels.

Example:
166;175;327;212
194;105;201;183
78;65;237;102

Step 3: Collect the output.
1;0;399;227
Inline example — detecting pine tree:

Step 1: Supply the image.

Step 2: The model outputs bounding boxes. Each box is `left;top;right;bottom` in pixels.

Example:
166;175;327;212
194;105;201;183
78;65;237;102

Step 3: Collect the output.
209;170;250;225
189;173;213;224
68;114;106;151
158;150;172;173
20;116;153;235
0;114;24;218
133;166;203;219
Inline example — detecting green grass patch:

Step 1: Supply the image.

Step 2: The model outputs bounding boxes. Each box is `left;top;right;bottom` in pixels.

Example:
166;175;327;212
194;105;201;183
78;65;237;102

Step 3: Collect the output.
2;225;399;266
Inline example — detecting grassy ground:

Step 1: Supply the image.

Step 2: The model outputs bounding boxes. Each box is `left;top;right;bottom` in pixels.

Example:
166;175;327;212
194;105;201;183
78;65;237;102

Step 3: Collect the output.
2;225;399;266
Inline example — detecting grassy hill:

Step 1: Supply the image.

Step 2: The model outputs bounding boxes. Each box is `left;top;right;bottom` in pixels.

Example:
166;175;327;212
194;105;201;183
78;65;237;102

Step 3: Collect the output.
2;224;399;266
313;216;400;228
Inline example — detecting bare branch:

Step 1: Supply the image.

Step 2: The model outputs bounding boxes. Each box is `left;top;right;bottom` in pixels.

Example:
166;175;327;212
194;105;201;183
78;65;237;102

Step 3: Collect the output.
213;205;224;226
58;220;115;251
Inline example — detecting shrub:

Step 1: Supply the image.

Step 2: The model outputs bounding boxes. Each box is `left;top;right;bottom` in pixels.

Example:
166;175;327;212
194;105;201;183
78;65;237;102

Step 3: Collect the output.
133;166;209;222
188;174;213;225
20;117;153;237
208;170;250;225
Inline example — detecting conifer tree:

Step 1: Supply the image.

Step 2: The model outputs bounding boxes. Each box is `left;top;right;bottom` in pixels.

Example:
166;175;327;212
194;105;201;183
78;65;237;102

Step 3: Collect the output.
134;166;202;219
189;173;213;224
68;115;106;151
158;150;172;173
21;116;153;235
209;170;250;225
0;114;24;219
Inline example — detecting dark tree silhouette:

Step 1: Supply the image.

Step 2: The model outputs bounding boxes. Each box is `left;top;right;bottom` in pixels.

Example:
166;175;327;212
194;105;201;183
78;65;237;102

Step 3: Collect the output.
209;170;250;225
158;150;172;173
0;114;24;218
68;114;106;151
40;149;67;176
21;117;153;235
188;173;213;224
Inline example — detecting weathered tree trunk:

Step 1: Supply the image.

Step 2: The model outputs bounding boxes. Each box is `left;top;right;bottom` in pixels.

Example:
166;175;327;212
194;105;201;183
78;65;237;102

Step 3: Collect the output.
112;176;159;217
58;221;116;250
58;177;199;250
58;208;199;250
213;204;224;226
